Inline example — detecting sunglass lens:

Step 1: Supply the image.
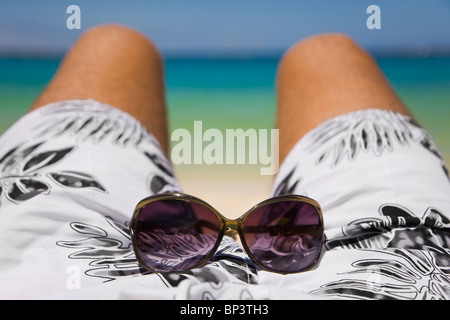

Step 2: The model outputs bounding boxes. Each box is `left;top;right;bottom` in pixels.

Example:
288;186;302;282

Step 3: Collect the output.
243;200;323;273
134;199;221;272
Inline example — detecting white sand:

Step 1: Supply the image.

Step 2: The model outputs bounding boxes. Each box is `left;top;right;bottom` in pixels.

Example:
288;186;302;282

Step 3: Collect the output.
174;164;274;219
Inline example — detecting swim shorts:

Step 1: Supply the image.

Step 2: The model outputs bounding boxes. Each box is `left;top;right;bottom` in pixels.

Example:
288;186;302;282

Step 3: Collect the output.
0;99;448;300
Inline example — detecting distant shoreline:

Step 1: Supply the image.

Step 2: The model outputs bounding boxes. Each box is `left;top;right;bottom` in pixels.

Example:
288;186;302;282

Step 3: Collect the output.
2;46;450;61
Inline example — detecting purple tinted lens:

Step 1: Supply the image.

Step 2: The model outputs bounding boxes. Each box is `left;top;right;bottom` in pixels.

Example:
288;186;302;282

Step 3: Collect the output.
243;200;323;273
134;199;220;272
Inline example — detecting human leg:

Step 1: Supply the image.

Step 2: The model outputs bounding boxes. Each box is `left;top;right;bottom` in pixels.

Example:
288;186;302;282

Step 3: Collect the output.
276;33;410;162
265;33;450;299
0;25;183;297
31;24;169;153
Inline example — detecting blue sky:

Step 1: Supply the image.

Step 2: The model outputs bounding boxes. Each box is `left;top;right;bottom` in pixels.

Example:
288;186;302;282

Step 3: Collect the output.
1;0;450;57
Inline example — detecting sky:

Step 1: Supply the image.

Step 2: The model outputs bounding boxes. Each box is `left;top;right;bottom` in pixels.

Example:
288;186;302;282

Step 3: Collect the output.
1;0;450;57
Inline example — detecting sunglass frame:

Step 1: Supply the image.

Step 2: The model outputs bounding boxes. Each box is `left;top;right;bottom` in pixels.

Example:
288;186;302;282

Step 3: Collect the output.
130;192;324;274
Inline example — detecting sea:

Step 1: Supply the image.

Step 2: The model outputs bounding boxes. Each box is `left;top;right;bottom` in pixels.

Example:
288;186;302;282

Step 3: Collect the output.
0;55;449;164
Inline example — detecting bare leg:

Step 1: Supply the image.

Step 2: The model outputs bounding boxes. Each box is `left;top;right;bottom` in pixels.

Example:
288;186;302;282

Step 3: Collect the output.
276;33;411;162
30;24;169;154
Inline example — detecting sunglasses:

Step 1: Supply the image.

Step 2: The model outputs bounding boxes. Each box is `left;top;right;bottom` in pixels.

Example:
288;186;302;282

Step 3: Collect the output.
130;192;324;274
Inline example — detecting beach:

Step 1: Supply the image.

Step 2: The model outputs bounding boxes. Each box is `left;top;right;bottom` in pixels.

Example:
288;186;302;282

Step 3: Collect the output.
174;165;273;219
0;56;449;218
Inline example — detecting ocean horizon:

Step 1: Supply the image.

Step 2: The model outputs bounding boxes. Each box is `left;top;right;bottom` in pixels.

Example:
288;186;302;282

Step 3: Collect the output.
0;54;449;164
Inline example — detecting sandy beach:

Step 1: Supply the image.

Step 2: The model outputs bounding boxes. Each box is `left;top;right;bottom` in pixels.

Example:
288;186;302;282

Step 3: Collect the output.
174;164;274;219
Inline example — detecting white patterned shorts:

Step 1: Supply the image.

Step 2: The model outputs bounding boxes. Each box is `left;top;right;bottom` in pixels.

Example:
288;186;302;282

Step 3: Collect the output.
0;99;449;300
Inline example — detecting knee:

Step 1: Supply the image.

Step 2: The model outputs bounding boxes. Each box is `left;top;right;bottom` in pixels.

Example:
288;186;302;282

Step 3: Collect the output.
279;33;370;71
72;24;162;64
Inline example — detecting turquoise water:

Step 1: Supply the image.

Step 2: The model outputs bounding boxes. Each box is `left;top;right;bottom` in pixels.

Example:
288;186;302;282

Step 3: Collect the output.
0;56;449;162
